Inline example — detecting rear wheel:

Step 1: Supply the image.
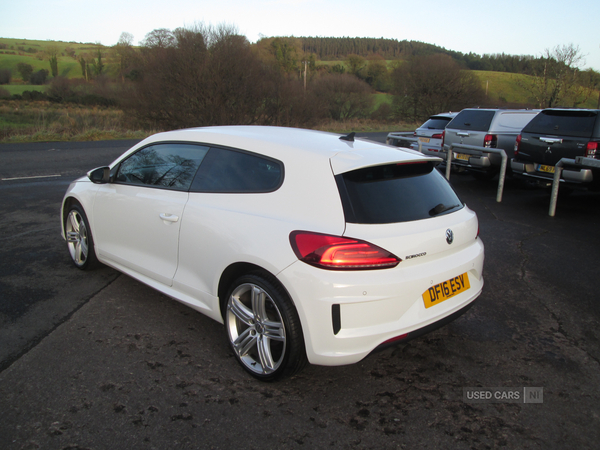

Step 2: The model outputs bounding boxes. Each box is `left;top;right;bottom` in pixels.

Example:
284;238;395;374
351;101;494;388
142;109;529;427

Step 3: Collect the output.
224;273;307;381
65;204;98;270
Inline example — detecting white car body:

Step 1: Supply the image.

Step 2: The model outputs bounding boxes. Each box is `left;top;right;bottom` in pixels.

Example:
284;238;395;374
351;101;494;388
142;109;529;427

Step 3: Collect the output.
62;126;484;377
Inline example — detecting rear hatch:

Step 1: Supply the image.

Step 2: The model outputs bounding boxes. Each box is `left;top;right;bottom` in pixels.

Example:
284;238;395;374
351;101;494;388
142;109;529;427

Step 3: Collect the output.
519;110;598;166
444;110;495;147
331;156;478;263
414;115;454;153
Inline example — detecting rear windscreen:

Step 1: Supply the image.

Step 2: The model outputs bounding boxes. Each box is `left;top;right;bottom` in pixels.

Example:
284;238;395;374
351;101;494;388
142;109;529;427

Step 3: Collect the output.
447;110;495;132
523;110;597;138
336;162;463;224
421;117;453;129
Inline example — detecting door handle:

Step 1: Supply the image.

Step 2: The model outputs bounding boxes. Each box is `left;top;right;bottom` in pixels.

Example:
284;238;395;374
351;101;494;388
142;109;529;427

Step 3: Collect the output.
159;213;179;223
457;132;470;137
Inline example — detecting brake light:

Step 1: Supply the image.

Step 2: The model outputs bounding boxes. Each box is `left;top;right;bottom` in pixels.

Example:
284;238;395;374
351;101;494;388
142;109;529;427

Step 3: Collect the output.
431;133;443;139
441;130;446;149
484;134;497;148
289;231;401;270
586;141;598;158
514;134;522;157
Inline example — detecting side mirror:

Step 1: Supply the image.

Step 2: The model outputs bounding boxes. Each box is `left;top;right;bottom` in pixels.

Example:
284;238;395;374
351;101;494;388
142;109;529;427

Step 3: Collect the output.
87;166;110;184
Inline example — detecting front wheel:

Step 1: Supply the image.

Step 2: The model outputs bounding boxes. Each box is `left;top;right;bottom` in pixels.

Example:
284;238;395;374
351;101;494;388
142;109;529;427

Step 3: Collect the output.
224;273;307;381
65;204;98;270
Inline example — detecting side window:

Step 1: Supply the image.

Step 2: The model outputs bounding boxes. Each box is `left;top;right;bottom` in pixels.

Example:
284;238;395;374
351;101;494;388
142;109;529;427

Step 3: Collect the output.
191;147;283;193
115;143;209;190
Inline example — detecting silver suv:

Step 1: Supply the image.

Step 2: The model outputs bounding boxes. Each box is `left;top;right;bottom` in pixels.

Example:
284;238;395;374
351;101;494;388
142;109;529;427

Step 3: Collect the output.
441;108;540;179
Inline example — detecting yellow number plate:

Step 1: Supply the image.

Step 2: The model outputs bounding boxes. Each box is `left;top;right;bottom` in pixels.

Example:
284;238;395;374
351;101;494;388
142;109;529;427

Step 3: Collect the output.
423;273;471;309
455;153;470;161
536;164;555;173
418;137;430;143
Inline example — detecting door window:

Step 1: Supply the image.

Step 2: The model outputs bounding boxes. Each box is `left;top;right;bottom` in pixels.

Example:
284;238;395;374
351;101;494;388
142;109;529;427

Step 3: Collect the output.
115;143;209;190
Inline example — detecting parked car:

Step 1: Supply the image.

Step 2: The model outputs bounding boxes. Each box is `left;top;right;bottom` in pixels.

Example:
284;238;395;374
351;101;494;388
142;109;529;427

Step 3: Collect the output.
441;108;540;179
387;112;458;157
511;108;600;190
62;126;484;381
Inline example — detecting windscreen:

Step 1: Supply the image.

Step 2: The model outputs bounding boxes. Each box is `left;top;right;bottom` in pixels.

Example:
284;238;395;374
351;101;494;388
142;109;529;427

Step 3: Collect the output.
523;110;597;138
336;162;463;224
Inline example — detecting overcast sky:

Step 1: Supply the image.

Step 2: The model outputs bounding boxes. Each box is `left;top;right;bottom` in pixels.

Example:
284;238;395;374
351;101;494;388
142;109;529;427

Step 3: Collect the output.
2;0;599;71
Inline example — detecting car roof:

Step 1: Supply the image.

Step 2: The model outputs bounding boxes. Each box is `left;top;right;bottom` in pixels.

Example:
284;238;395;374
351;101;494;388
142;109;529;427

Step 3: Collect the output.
122;126;440;175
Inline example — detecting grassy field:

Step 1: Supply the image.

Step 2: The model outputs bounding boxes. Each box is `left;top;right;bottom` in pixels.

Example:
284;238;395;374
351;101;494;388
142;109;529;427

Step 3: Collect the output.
0;37;112;81
473;70;599;108
1;84;47;95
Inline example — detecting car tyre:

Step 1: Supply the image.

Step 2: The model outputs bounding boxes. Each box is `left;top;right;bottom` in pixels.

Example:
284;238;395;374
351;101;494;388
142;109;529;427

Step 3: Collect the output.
65;204;98;270
224;272;307;381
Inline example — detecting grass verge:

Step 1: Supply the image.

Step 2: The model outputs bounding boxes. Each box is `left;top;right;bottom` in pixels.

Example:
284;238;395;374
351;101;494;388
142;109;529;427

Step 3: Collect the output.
1;100;414;143
0;100;155;142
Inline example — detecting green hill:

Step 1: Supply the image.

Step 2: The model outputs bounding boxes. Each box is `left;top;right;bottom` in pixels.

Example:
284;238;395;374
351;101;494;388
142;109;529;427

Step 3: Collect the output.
473;70;599;109
0;37;112;81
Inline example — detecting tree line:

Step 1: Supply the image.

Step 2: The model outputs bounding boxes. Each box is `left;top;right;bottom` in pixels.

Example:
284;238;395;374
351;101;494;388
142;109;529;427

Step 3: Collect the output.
1;29;598;126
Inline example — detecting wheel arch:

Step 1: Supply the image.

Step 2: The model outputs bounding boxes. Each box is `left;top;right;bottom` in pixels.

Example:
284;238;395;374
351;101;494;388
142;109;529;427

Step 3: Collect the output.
61;196;82;236
217;262;294;320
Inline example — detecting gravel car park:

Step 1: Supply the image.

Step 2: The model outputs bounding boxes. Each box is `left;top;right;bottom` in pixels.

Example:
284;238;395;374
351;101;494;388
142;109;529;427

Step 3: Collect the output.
61;126;484;381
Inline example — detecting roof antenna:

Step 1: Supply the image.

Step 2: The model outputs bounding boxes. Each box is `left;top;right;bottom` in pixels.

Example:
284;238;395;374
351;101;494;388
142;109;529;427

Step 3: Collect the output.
339;132;355;142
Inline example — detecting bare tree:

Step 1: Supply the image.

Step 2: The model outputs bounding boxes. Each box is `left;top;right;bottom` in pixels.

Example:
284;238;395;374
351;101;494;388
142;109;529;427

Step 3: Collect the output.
127;24;279;128
521;44;589;107
141;28;176;48
390;54;485;122
113;32;138;82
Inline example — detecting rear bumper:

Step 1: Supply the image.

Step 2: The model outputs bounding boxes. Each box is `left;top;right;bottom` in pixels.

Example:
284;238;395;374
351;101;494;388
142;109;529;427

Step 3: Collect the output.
278;238;484;366
451;151;495;173
370;298;477;354
511;160;594;184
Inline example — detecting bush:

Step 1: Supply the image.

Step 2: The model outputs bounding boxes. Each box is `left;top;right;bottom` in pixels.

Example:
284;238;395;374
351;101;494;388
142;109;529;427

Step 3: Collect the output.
311;74;374;120
29;69;49;85
21;90;48;101
17;62;33;82
47;76;85;101
0;69;11;84
370;102;393;122
0;86;10;98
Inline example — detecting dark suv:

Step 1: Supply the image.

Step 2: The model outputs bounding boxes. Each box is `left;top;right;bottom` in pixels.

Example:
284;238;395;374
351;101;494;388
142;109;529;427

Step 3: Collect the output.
511;109;600;189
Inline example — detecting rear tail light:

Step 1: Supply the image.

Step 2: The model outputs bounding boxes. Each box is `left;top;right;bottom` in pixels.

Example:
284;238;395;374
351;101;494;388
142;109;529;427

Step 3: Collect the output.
289;231;401;270
514;134;522;157
431;133;443;139
484;134;497;148
441;130;446;150
586;141;598;158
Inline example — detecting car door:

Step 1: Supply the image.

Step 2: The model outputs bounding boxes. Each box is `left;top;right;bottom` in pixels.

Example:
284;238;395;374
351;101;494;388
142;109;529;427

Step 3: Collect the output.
92;143;209;286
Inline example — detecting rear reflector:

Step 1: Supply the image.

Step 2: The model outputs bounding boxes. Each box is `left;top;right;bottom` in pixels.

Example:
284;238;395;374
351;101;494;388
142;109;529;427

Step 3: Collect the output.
381;333;409;345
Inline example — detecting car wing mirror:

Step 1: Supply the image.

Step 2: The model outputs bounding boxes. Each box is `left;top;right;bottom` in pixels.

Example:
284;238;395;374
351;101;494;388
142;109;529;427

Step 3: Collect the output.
87;166;111;184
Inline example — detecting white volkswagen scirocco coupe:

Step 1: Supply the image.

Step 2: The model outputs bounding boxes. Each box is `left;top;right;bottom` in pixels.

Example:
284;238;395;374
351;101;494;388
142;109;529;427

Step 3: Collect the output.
62;126;484;381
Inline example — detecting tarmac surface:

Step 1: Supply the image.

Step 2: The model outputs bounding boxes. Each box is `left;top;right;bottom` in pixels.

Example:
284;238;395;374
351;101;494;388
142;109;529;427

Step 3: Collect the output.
1;134;599;449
